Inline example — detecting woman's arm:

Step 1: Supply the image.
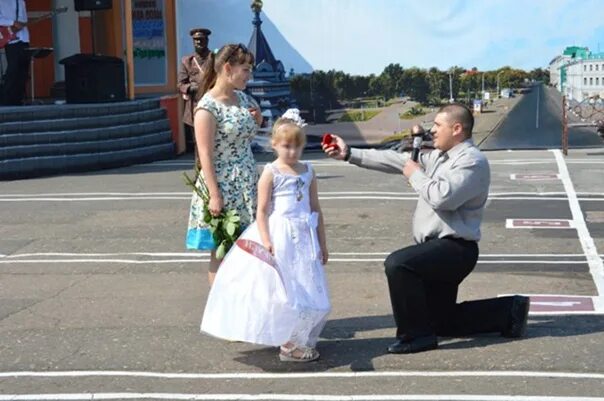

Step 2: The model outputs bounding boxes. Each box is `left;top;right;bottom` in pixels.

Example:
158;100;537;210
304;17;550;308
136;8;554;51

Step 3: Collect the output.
194;109;222;216
256;168;274;253
309;171;328;264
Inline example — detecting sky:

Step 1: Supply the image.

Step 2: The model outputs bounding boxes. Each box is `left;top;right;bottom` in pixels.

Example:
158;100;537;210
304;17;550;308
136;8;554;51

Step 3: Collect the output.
178;0;604;75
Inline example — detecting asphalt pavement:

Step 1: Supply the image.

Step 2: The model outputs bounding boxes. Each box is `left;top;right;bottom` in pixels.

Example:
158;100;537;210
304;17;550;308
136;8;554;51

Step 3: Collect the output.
1;144;604;399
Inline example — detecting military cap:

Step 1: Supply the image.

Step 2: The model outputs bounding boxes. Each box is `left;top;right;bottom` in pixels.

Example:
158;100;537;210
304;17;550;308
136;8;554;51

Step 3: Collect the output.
190;28;211;38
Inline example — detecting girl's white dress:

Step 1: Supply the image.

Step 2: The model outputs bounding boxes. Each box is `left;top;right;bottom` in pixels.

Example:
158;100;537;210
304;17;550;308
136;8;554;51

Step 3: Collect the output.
201;162;331;347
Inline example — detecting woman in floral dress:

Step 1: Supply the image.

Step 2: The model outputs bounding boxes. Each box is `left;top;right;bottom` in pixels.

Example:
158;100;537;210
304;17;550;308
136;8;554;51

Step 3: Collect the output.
186;44;262;285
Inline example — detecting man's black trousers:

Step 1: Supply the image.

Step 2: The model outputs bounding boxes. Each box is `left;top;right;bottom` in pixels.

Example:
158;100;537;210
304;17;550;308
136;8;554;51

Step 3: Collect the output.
1;41;30;106
384;237;514;338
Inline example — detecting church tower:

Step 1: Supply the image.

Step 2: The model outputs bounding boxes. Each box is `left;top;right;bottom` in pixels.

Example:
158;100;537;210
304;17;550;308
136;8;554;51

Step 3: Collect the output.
246;0;296;123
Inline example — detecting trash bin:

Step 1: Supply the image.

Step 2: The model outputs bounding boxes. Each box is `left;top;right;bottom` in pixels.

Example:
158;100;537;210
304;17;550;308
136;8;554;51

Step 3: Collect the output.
60;54;125;103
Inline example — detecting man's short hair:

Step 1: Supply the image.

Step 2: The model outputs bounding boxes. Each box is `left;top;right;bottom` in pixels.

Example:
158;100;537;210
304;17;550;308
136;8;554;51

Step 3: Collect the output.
437;103;474;137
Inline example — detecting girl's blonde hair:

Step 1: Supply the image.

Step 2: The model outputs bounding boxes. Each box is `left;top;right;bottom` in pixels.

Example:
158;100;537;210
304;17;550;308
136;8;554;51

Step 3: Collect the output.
271;118;307;147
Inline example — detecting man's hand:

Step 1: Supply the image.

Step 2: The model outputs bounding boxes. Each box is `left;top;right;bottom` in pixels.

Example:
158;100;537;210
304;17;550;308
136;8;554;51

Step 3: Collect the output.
411;124;425;136
11;21;25;32
322;134;348;160
403;159;421;178
188;83;199;94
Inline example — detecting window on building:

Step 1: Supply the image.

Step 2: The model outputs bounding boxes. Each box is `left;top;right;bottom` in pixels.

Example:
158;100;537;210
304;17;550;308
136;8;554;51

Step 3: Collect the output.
584;77;588;85
590;77;593;85
590;64;593;71
597;77;600;85
584;65;587;71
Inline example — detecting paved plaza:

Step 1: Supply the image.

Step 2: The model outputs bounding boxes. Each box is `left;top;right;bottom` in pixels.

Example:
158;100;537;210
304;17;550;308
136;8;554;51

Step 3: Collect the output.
1;146;604;399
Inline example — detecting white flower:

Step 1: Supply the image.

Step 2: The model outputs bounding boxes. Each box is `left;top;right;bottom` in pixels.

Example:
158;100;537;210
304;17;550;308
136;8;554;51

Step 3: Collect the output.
281;108;307;127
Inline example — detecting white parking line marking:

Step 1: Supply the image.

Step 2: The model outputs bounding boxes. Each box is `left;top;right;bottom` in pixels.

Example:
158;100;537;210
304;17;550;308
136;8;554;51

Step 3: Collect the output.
2;369;604;379
0;394;603;401
4;191;604;197
0;259;593;265
3;196;604;203
2;252;210;258
0;259;209;264
0;252;595;258
1;191;604;203
553;149;604;296
510;173;560;180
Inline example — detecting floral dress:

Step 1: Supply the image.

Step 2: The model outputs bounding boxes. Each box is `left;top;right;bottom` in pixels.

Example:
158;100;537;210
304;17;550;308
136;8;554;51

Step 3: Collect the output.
186;90;259;250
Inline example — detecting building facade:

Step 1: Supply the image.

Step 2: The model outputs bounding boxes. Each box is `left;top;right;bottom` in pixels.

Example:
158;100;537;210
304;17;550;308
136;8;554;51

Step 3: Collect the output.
563;55;604;101
549;46;604;102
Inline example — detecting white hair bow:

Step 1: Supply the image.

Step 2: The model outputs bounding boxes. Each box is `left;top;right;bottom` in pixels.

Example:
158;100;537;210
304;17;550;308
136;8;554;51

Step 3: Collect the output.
281;108;307;127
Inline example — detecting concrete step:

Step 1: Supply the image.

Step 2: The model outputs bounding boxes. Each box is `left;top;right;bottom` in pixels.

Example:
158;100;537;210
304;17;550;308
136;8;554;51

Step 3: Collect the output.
1;131;172;161
0;99;160;123
0;108;166;135
0;120;170;147
0;142;174;180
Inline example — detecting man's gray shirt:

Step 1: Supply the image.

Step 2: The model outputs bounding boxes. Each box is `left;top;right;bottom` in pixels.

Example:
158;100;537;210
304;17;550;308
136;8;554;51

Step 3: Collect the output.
348;139;490;243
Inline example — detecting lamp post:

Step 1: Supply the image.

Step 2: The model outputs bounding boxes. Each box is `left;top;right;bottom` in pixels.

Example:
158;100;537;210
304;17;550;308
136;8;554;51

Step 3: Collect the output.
448;71;454;103
496;71;504;99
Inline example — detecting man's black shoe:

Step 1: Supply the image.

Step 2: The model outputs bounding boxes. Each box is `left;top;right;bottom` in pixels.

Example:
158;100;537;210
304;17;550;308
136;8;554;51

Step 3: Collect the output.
501;295;530;338
387;335;438;354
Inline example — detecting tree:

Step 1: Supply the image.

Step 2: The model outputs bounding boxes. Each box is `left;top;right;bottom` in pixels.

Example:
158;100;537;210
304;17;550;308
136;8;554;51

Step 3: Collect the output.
402;67;429;104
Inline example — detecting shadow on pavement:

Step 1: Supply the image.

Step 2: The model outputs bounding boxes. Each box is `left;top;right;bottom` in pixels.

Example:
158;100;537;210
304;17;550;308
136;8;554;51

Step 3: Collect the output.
233;314;604;372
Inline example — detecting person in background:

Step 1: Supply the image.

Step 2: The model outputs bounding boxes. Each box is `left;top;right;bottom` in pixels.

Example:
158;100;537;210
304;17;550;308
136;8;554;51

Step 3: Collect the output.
0;0;30;106
177;28;211;154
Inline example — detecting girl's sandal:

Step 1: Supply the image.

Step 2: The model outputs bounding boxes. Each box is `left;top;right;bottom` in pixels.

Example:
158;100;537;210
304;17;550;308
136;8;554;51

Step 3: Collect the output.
279;345;320;362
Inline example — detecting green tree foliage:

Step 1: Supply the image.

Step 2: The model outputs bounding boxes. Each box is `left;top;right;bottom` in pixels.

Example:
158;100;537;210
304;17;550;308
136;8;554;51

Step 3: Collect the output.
288;63;542;120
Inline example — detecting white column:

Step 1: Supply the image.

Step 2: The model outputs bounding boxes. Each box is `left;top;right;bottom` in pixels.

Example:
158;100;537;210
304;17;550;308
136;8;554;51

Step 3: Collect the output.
52;0;81;81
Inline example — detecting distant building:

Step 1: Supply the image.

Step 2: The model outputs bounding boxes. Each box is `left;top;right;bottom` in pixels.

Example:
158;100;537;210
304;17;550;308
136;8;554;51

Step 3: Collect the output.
549;46;604;102
245;0;296;123
548;46;589;91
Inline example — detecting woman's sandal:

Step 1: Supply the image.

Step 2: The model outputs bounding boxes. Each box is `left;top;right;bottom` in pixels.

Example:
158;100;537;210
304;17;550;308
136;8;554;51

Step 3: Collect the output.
279;344;320;362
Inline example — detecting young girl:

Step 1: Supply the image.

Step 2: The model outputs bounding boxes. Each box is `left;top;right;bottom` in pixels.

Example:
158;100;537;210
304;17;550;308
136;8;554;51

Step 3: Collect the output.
201;109;331;362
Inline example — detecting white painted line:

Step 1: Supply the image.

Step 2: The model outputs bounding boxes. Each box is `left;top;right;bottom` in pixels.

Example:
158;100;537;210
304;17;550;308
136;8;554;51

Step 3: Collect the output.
0;190;597;197
3;196;603;203
0;197;191;202
506;219;575;229
0;394;603;401
2;369;604;380
490;160;604;165
0;259;209;264
1;191;603;204
553;149;604;297
0;259;590;265
0;252;592;259
0;192;191;197
331;253;588;257
7;196;604;203
509;174;560;180
3;252;210;258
